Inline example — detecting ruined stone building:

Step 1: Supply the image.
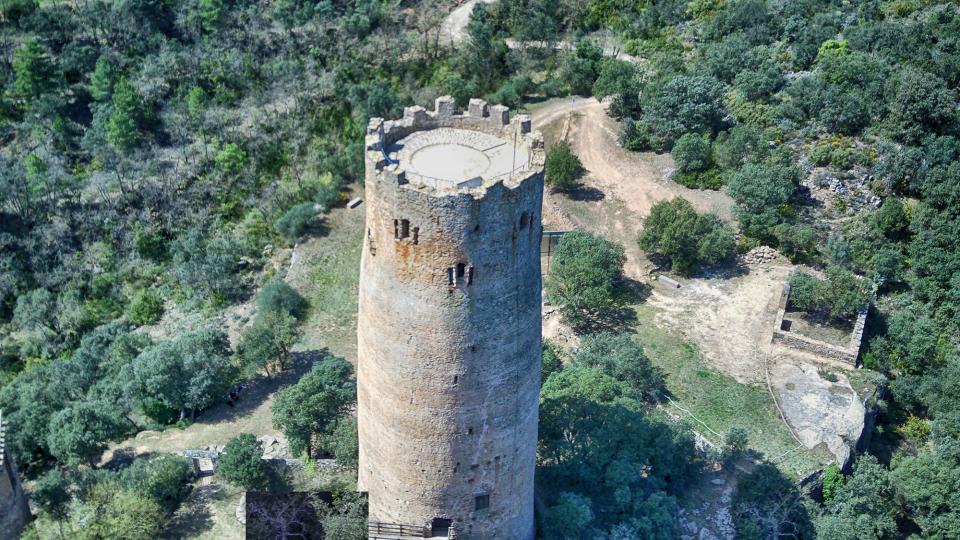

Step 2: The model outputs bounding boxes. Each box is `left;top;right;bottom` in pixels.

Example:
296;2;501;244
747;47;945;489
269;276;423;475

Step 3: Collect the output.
358;97;544;540
1;412;30;540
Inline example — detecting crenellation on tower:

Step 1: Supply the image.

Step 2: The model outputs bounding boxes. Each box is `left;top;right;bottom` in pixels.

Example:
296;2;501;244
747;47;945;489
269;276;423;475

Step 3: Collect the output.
358;98;543;540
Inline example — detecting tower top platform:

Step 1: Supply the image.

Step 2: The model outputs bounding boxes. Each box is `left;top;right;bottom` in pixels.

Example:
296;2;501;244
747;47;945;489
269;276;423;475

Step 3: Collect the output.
365;96;544;194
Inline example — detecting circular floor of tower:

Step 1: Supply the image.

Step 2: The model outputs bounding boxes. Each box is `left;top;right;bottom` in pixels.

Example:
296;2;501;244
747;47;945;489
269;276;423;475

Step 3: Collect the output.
388;127;530;188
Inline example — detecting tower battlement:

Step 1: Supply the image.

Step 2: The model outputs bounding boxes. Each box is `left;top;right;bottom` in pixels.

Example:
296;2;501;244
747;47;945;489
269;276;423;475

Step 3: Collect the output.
365;96;544;195
357;99;542;540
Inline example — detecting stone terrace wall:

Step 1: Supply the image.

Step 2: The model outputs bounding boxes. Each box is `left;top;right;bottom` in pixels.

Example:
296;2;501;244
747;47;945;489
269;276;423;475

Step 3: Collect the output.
771;283;869;367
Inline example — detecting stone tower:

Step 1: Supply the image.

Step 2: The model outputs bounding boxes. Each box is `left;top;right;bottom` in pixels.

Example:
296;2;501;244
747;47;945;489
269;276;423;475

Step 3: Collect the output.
357;97;544;540
1;412;31;540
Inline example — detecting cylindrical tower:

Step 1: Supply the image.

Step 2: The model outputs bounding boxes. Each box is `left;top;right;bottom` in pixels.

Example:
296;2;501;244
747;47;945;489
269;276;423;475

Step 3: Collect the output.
357;96;544;540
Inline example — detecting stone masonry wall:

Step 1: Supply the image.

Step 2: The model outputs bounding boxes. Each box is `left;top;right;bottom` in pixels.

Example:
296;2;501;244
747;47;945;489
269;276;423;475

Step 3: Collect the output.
1;413;30;540
357;97;543;540
771;283;869;367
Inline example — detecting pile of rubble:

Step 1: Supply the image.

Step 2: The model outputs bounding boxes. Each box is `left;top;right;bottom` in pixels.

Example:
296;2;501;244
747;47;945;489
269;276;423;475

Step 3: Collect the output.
741;246;780;265
807;172;883;211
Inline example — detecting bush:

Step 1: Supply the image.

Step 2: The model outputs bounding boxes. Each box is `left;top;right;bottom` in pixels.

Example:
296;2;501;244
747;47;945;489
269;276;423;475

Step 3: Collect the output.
324;416;359;468
788;267;870;319
545;141;584;191
573;332;665;402
542;341;563;385
142;397;178;425
219;433;266;489
722;426;749;465
639;198;735;275
544;232;626;330
121;455;193;513
256;279;308;319
126;288;164;326
274;203;317;244
672;133;713;173
821;463;843;504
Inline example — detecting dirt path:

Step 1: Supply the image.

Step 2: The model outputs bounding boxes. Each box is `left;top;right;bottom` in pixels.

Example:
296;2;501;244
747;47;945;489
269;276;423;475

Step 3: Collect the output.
531;97;734;222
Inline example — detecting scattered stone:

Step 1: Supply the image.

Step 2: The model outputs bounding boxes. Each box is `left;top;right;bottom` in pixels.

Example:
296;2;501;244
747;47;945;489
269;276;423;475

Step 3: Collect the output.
236;492;247;525
741;246;780;265
348;197;364;208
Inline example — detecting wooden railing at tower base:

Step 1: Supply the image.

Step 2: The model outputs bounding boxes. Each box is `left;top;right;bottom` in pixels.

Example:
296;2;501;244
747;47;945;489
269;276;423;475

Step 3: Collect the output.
367;521;458;539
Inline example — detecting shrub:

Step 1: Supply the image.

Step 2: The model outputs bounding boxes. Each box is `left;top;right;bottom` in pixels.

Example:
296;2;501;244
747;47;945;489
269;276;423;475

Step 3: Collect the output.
256;279;308;319
274;203;317;244
722;426;749;465
545;141;584;191
821;463;843;504
545;232;626;330
542;341;564;385
639;198;735;275
788;267;870;319
219;433;266;489
126;288;164;326
672;133;712;173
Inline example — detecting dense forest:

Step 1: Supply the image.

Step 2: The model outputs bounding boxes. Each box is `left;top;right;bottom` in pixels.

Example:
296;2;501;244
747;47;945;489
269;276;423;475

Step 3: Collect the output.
2;0;960;538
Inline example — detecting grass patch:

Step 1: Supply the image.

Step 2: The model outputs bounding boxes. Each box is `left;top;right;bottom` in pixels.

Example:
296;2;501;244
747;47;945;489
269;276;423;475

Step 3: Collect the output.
633;303;832;478
289;203;364;362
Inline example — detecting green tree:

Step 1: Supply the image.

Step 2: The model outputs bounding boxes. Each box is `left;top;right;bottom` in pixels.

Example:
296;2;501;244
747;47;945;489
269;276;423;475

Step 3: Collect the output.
642;75;727;148
126;288;164;326
272;357;356;457
121;455;193;513
543;492;594;539
821;463;843;505
256;279;308;319
886;68;957;144
545;232;625;330
12;38;57;103
639;198;735;275
218;433;267;489
237;310;300;375
573;332;665;402
215;143;248;176
733;463;813;539
545;141;584;192
726;164;801;238
722;426;748;465
132;328;236;419
542;341;564;385
274;203;317;244
816;455;898;540
671;133;712;173
198;0;225;32
323;416;359;468
33;469;72;535
89;56;117;101
106;78;143;150
46;400;125;466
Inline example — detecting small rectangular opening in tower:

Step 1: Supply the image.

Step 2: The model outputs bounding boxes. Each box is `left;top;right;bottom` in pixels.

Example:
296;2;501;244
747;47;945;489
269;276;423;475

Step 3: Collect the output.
475;494;490;511
393;219;399;239
447;267;454;286
431;518;452;537
467;265;474;285
456;263;466;279
400;219;410;239
519;211;529;229
412;227;419;245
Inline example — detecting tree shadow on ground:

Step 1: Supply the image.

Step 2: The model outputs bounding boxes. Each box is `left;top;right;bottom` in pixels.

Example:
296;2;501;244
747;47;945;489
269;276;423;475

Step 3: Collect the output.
196;348;332;427
162;483;217;539
102;448;157;471
567;185;606;202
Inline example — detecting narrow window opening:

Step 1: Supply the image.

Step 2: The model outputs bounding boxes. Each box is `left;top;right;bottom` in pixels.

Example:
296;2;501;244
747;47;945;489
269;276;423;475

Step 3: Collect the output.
393;219;399;239
447;267;455;286
467;427;474;435
519;211;529;229
456;263;466;279
412;227;419;245
400;219;410;239
474;224;480;232
453;375;459;385
475;494;490;511
467;266;474;285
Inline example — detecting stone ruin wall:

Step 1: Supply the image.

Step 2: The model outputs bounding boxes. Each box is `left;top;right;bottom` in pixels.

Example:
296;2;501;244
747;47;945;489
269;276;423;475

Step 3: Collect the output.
357;97;544;540
771;283;869;367
1;413;30;540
